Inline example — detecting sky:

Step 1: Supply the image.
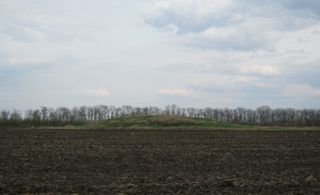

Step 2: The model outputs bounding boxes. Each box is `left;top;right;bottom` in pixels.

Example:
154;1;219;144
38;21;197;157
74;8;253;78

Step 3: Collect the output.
1;0;320;110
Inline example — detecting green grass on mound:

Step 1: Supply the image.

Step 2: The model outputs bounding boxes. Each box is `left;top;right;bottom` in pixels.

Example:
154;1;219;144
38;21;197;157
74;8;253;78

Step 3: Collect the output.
82;115;242;129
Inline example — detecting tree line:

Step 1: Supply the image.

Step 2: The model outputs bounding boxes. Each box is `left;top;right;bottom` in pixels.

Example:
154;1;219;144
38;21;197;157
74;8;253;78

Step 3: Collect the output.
0;105;320;127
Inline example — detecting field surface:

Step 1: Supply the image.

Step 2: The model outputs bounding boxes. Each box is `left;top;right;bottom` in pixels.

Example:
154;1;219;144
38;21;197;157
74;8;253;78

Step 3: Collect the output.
0;128;320;194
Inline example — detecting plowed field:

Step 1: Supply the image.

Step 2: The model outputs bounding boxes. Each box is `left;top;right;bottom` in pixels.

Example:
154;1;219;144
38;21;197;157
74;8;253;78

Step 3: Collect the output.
1;129;319;194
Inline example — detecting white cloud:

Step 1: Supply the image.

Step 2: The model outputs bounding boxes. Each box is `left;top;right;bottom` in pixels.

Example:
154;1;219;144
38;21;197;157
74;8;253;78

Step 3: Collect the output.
189;75;258;86
241;65;280;76
158;88;189;96
184;27;273;51
186;74;266;94
73;89;110;97
284;84;320;98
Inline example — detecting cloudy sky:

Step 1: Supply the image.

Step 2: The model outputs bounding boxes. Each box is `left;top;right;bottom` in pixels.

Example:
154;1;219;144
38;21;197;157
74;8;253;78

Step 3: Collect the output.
1;0;320;110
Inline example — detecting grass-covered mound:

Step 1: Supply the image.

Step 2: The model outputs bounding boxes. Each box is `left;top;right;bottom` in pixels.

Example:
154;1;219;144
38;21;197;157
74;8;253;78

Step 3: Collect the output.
82;115;241;129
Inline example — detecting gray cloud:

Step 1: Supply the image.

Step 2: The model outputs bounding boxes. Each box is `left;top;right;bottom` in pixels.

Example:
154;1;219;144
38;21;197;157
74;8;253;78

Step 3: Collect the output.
270;0;320;16
144;0;320;51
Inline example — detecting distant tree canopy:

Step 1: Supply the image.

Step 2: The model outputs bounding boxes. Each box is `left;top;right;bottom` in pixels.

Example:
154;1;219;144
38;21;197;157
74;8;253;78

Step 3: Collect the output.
0;105;320;127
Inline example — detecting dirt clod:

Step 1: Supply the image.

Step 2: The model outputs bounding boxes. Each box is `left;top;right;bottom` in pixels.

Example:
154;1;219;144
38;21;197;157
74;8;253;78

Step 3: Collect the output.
305;175;317;185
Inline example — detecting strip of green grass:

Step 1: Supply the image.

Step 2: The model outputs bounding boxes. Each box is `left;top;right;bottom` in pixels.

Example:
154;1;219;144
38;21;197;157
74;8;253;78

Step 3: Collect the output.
78;115;245;129
60;115;320;131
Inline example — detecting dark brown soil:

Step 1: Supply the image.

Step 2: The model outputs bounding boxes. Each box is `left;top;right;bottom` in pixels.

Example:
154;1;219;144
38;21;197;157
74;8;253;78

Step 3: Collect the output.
0;128;320;194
